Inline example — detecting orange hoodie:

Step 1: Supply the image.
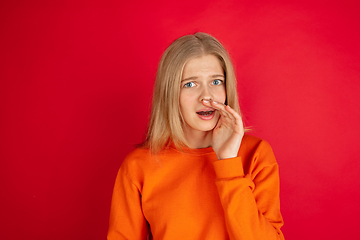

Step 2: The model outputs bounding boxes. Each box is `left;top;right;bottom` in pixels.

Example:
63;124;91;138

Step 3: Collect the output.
108;134;284;240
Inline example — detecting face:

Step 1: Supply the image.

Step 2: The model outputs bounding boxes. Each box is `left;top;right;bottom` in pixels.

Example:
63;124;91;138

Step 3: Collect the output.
179;54;226;136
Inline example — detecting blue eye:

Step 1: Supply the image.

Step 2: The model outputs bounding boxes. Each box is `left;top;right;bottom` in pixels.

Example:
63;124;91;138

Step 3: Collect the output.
212;79;223;85
184;82;196;88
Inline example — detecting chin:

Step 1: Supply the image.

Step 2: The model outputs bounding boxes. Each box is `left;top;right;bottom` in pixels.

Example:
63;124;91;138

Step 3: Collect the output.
184;116;219;133
196;122;217;132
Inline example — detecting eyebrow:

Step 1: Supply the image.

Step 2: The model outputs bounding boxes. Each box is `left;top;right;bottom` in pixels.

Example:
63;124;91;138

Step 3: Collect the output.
181;74;225;82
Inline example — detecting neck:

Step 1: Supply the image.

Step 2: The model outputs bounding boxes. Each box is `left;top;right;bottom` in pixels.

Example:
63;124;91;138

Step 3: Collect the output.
183;128;213;149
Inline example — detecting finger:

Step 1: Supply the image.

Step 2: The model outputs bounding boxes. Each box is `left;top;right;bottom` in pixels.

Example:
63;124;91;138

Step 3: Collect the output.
214;114;223;129
201;99;211;105
202;100;231;119
202;100;237;124
201;99;216;109
223;105;236;122
210;101;230;116
219;109;233;122
212;102;236;122
225;105;244;127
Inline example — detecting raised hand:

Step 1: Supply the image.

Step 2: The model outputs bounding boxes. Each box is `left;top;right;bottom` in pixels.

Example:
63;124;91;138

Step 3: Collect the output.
202;100;244;160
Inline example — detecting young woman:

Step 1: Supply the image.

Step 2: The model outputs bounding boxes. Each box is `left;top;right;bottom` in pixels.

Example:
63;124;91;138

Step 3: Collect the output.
107;32;284;240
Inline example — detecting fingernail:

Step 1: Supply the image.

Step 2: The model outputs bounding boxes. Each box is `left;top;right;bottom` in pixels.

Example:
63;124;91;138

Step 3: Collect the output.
202;99;209;103
213;101;218;104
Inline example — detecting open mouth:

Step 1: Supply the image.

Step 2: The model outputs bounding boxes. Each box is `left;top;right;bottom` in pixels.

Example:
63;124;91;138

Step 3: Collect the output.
196;111;214;116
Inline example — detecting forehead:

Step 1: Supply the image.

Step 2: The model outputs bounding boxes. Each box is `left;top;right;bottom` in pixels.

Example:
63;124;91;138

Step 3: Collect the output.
182;55;223;78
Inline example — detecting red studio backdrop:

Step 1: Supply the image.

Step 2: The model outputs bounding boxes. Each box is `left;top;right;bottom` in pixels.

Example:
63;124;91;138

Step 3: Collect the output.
1;0;359;239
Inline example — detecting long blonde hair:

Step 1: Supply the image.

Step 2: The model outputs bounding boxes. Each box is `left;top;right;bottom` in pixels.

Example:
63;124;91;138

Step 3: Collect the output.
140;32;242;154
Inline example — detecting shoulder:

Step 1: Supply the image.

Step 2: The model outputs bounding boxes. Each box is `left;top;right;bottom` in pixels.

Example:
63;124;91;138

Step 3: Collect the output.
123;147;152;163
117;148;152;182
119;146;177;178
121;147;151;169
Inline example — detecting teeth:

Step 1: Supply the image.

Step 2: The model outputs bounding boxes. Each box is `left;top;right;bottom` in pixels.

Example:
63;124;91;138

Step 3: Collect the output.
197;111;213;116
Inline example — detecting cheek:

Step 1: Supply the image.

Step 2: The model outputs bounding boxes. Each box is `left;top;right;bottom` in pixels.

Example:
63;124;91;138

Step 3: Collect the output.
179;93;192;115
214;87;227;102
180;91;196;105
179;93;186;109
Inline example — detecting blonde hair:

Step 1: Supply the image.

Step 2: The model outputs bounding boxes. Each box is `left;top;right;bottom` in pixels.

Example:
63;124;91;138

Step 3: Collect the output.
140;32;243;154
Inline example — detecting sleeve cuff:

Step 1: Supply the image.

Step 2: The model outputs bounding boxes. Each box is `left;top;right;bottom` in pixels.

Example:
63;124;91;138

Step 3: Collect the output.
212;157;245;179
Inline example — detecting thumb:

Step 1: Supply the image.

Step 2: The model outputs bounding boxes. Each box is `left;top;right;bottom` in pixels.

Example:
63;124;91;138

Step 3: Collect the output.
214;114;223;130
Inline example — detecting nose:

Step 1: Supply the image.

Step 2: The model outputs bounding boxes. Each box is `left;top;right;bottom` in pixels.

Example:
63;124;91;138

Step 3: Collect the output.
198;85;213;102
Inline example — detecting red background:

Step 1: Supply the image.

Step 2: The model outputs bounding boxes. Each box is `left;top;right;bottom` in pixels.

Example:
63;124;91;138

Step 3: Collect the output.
1;0;359;239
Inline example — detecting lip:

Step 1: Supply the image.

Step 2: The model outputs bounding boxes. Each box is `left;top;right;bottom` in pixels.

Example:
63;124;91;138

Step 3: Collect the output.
196;108;215;112
196;108;216;120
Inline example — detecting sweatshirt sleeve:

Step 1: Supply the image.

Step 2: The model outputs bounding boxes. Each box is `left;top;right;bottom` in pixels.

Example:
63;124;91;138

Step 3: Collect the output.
212;141;285;240
107;167;150;240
